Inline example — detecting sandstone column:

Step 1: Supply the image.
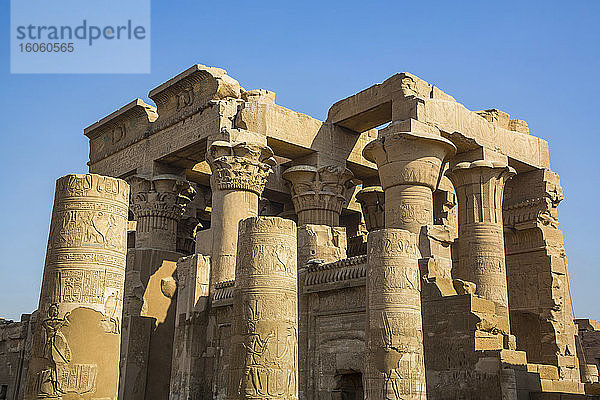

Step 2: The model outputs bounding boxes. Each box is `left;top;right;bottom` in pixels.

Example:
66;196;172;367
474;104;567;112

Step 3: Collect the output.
282;165;354;227
207;140;274;288
24;173;129;400
363;122;456;236
355;186;385;232
121;173;195;400
446;160;515;311
228;217;298;400
366;229;426;400
282;164;353;399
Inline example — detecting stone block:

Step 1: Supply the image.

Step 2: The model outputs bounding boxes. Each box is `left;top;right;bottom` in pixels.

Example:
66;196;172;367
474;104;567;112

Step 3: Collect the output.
575;319;600;331
297;224;347;266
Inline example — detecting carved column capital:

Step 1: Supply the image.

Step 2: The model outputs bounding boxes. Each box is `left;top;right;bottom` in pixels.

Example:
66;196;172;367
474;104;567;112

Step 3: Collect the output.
128;174;196;251
363;123;456;233
446;160;516;225
129;174;195;220
355;186;385;231
363;124;456;190
207;140;275;195
282;165;355;226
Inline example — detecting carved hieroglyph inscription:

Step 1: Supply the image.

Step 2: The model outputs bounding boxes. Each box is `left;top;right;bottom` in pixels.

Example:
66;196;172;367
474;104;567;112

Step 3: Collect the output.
366;229;426;400
24;174;129;400
228;217;298;400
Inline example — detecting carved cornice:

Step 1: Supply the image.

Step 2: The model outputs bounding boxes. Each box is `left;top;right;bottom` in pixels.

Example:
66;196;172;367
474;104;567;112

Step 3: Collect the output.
148;64;241;109
213;280;235;307
503;197;559;229
503;169;563;230
282;165;356;218
207;141;275;195
85;99;157;139
304;255;367;291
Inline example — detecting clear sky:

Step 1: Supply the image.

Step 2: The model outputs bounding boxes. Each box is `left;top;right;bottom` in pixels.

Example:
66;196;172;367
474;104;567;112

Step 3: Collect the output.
1;1;598;321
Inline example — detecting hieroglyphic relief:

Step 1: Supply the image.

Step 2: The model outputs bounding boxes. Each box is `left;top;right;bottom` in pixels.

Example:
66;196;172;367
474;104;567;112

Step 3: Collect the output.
34;305;102;399
237;301;298;398
366;229;426;400
24;174;129;400
37;304;71;398
229;217;298;400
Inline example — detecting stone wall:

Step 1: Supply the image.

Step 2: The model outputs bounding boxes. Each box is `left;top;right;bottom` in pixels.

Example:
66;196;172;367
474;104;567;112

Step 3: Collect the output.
0;315;35;400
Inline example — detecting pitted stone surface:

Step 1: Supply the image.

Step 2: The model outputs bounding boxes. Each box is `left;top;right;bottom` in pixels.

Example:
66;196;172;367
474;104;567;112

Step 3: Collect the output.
24;174;129;400
229;217;298;400
366;229;426;400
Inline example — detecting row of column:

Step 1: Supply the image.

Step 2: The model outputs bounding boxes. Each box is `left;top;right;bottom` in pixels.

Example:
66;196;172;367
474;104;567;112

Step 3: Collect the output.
357;122;515;399
24;122;517;399
210;124;518;400
360;122;515;311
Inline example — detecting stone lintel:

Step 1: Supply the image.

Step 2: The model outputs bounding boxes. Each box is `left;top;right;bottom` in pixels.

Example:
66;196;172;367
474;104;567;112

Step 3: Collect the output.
451;147;509;166
476;109;530;134
327;72;456;130
241;88;276;104
328;72;547;169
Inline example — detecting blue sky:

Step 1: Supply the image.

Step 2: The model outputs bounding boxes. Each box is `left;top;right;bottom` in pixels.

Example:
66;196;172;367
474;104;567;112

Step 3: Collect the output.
1;1;598;320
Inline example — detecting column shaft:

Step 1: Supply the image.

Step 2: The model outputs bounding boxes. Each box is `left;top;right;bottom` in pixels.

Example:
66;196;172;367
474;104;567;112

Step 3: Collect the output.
385;185;433;234
207;139;274;289
24;174;129;400
210;189;258;284
228;217;298;400
366;229;426;399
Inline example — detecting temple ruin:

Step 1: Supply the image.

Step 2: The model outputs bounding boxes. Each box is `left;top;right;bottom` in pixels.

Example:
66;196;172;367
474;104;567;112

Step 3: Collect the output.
1;64;599;399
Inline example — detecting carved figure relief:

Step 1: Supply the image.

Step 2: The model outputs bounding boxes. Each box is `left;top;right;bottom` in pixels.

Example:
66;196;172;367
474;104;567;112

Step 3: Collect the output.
111;125;126;144
230;217;298;399
38;304;71;398
101;289;122;334
238;301;297;398
366;229;426;399
176;84;194;111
